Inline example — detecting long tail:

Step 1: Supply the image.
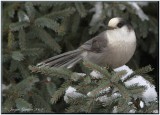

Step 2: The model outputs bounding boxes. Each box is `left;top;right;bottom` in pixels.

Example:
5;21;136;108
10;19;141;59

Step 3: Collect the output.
37;49;83;68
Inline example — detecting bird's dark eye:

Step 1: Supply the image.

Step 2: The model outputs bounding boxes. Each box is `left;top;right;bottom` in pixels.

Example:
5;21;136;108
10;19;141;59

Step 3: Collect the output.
117;22;124;28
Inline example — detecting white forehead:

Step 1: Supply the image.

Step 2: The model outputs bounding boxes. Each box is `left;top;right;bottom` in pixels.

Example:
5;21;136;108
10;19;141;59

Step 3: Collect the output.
108;17;121;27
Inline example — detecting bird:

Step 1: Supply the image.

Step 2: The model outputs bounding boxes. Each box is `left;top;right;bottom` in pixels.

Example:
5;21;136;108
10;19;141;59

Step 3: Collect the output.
37;17;136;69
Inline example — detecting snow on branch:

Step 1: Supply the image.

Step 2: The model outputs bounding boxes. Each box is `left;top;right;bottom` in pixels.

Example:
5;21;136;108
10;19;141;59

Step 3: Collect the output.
89;2;103;26
128;2;149;21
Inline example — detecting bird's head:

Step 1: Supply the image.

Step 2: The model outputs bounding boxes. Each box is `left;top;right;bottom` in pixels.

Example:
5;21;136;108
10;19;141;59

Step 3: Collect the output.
107;17;132;31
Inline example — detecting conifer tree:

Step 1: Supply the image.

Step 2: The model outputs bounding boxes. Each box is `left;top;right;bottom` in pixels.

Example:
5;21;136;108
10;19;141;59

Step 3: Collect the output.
2;1;158;113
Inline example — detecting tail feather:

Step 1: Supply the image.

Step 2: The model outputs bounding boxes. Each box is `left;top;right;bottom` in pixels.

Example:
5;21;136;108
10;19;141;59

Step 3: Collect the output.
60;56;82;68
37;49;83;68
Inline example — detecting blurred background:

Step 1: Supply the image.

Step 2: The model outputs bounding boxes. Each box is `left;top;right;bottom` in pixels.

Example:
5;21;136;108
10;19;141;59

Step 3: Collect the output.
2;1;159;113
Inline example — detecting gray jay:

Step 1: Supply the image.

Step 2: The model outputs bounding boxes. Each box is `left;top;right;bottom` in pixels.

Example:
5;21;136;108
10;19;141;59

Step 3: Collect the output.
37;17;136;69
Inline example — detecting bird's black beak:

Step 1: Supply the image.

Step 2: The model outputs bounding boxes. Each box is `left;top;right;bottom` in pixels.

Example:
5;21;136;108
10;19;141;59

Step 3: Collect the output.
107;26;116;30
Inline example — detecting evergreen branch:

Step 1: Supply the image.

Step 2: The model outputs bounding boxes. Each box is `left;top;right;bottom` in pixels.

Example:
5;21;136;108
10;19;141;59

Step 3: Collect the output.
18;10;30;22
51;81;71;104
89;23;101;35
57;17;70;36
76;80;98;94
111;70;127;83
35;17;60;33
7;31;15;50
29;65;72;80
75;3;87;17
32;1;57;7
18;62;30;78
31;92;52;112
2;98;15;113
15;98;33;112
134;65;154;75
46;82;57;96
18;29;26;50
14;76;39;95
65;98;90;113
3;54;11;63
101;94;121;107
8;8;15;18
144;101;158;113
22;48;43;57
31;27;61;53
9;22;30;31
88;80;111;98
65;104;85;113
117;98;131;113
127;85;147;96
113;83;130;100
71;14;80;33
83;61;112;79
9;60;19;72
86;97;96;113
11;51;25;61
67;96;87;105
45;7;76;19
25;2;36;21
123;65;154;82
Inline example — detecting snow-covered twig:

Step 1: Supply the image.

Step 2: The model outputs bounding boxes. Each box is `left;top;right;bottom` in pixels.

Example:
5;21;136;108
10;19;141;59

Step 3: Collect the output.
114;65;157;105
64;86;85;103
89;2;103;26
128;2;149;21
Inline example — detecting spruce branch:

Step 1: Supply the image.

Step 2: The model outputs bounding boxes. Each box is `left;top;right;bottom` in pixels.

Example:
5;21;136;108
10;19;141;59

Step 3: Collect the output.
35;17;60;33
29;65;72;80
71;14;80;33
83;61;112;79
32;1;57;7
7;31;15;50
11;51;25;61
46;82;57;96
9;22;30;31
2;98;15;113
9;60;19;72
18;62;30;78
31;92;52;112
45;7;76;19
144;101;158;113
51;81;71;104
18;29;26;50
123;65;153;82
14;76;39;96
31;27;61;53
75;3;87;18
22;48;43;58
15;98;33;112
25;2;37;21
18;10;30;22
111;70;127;83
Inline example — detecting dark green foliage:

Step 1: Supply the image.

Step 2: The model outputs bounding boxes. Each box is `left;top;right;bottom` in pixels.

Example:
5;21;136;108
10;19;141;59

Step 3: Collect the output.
2;1;158;113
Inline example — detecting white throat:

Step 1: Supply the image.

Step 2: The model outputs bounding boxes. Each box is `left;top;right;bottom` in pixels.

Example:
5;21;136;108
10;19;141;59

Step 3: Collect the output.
106;26;136;44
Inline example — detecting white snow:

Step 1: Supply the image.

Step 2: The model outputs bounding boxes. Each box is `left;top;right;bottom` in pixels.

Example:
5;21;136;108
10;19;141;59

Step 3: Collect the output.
114;65;133;81
64;65;158;112
76;73;86;77
114;65;157;105
2;84;12;91
64;86;84;103
128;2;149;21
89;2;103;26
90;70;103;78
112;106;117;113
47;77;51;82
129;109;136;113
139;100;144;108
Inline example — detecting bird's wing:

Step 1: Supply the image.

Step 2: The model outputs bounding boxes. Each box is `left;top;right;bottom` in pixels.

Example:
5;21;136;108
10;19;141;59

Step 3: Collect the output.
79;32;108;53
